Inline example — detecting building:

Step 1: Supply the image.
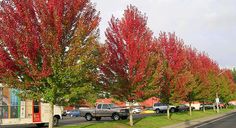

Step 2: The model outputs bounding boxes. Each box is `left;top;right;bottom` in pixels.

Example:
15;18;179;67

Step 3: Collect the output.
0;84;63;126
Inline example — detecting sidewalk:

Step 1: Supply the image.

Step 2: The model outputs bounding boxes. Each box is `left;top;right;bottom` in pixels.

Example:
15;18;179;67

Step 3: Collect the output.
162;109;236;128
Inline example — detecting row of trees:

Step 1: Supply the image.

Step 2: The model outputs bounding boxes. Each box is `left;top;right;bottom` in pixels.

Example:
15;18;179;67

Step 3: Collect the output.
0;0;235;127
99;6;236;125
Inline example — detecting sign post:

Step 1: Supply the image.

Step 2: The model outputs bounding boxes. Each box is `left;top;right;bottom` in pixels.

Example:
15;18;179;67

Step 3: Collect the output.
216;93;220;113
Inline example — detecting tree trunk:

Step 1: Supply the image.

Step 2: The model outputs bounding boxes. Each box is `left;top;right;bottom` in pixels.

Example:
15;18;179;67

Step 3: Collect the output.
167;104;170;119
48;102;54;128
189;102;192;116
203;101;205;112
129;102;133;126
213;103;216;112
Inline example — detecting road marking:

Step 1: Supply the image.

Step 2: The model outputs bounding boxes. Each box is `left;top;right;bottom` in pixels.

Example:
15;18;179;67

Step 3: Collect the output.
194;112;236;128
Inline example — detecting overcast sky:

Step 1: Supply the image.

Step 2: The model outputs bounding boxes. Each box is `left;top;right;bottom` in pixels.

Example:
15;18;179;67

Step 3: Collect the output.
91;0;236;69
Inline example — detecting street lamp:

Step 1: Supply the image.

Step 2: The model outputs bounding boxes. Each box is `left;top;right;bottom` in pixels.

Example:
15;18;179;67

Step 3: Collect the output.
216;70;226;113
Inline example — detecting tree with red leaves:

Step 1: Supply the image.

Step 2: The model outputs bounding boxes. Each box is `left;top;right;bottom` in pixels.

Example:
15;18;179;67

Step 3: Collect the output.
157;32;190;119
0;0;100;127
182;46;198;116
216;69;236;108
194;53;218;112
100;5;159;126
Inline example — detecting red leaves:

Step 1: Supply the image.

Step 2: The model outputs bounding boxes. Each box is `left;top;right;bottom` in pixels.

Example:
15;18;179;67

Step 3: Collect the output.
157;32;189;101
1;1;234;104
0;0;100;87
159;32;187;75
101;5;154;102
100;5;235;104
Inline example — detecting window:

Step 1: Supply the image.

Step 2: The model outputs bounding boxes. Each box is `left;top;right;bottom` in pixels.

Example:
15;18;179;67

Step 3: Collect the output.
97;104;102;109
10;89;20;118
33;101;39;113
154;103;161;106
109;104;116;108
0;88;3;119
102;104;110;109
0;88;21;119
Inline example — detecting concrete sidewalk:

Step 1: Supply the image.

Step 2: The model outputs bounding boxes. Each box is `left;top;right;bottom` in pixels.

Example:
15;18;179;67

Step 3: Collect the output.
162;109;236;128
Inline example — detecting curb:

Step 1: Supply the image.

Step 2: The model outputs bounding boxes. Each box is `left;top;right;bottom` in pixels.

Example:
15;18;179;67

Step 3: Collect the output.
161;109;236;128
141;110;155;114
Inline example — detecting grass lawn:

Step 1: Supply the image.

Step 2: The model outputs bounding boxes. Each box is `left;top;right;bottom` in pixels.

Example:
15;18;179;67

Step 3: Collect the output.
60;108;234;128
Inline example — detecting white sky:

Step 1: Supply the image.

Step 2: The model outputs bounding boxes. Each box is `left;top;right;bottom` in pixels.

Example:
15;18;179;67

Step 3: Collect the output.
91;0;236;69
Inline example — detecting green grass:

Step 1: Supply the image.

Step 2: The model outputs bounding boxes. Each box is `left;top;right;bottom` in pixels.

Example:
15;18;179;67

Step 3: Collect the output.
60;108;234;128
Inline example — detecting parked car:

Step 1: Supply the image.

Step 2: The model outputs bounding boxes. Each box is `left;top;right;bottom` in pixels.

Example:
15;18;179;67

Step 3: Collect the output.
62;111;67;116
218;103;226;108
199;104;215;110
132;107;142;114
80;103;129;121
153;102;176;114
62;110;72;116
176;104;195;112
67;110;80;117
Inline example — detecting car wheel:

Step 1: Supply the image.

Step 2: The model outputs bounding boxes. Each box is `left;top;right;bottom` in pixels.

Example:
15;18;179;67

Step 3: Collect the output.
112;113;120;121
85;114;93;121
155;109;160;114
36;123;45;127
170;108;175;113
53;116;59;126
95;117;102;121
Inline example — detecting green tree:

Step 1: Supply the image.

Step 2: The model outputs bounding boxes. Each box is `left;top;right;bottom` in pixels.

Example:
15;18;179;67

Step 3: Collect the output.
232;68;236;83
219;70;236;106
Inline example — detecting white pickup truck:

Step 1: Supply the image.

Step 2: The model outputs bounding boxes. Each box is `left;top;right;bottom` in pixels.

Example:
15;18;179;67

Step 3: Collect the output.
80;103;129;121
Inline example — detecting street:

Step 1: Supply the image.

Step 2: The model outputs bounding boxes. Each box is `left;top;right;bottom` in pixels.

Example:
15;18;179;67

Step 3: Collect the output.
193;112;236;128
1;113;155;128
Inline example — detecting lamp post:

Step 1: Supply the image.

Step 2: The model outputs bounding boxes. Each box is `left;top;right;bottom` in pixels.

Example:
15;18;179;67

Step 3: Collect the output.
215;91;219;113
216;70;226;113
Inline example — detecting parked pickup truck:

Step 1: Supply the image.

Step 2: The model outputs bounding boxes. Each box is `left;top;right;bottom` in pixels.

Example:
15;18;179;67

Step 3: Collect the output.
80;103;129;121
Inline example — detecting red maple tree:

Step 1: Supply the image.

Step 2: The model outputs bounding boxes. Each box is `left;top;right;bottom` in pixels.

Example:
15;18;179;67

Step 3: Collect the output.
0;0;100;127
100;5;157;126
157;32;190;118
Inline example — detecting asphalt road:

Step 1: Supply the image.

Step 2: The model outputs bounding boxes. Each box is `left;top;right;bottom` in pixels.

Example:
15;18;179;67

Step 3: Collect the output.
1;113;155;128
193;112;236;128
